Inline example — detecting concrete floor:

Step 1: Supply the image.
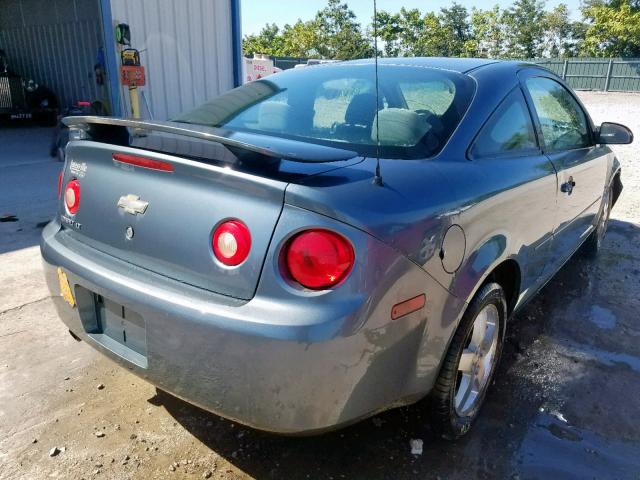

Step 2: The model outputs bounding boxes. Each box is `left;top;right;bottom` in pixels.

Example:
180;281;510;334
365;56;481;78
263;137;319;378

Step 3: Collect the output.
1;93;640;480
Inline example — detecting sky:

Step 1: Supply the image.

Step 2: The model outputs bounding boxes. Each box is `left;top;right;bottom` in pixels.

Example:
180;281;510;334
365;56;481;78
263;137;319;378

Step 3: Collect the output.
241;0;582;36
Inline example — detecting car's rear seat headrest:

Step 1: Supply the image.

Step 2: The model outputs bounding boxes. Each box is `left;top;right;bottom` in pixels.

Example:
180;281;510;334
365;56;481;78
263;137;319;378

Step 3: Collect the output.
372;108;431;146
258;101;291;131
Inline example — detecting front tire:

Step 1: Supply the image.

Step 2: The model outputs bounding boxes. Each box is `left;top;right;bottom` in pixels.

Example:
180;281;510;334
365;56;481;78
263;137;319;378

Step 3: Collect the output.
430;282;507;440
583;187;612;258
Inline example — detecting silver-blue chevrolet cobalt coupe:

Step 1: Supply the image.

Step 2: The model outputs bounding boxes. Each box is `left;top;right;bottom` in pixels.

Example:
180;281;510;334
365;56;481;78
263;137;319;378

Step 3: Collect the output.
41;58;631;438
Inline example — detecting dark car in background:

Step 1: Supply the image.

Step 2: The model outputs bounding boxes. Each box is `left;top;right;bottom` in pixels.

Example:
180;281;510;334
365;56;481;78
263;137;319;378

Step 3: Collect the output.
42;58;631;439
0;49;58;126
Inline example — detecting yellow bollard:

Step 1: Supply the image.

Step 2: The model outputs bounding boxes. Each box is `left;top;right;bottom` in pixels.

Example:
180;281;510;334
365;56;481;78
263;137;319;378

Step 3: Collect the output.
129;85;140;119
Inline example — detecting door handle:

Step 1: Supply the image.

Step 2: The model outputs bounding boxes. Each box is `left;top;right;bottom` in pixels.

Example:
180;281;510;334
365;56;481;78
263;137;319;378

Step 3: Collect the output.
561;177;576;195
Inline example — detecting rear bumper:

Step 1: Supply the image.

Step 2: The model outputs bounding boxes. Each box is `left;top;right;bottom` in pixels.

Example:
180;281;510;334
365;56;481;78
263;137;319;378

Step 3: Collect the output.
41;214;462;433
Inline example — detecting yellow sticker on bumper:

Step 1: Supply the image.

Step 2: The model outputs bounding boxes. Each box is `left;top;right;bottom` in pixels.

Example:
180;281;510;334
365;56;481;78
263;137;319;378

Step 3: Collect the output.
57;267;75;307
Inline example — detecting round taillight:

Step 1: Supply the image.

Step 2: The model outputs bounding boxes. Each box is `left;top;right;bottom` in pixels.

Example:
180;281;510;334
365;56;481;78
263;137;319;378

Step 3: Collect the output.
64;179;80;214
212;220;251;266
284;229;354;289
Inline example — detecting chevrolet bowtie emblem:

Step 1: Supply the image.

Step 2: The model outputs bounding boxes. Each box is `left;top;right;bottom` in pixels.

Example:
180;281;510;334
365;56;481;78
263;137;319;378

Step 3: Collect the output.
117;194;149;215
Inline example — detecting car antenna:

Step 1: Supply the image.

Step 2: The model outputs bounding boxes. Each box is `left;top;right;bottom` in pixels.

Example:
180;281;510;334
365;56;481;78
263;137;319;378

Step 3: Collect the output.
372;0;383;187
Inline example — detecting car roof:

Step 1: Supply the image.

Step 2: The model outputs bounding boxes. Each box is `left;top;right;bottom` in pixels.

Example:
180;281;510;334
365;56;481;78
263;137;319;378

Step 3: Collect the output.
343;57;533;74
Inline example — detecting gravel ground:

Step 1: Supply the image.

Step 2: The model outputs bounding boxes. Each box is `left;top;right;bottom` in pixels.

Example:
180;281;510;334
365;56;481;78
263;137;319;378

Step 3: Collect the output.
1;92;639;480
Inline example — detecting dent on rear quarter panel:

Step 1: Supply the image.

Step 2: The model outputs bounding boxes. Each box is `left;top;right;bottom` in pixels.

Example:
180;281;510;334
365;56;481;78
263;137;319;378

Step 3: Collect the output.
258;204;466;406
283;154;476;395
282;155;478;384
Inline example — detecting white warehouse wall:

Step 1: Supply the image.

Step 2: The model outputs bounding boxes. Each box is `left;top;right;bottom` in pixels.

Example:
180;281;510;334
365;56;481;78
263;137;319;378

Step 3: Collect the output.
109;0;235;121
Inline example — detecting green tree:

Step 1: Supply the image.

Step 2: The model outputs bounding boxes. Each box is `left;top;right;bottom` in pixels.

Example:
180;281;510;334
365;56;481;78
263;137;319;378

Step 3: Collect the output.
471;6;505;58
280;20;320;57
242;1;372;60
581;0;640;56
242;23;284;56
372;10;402;57
397;8;430;56
374;8;458;58
314;0;374;59
541;4;580;57
417;12;450;57
440;2;472;56
394;8;442;57
502;0;546;58
242;0;600;62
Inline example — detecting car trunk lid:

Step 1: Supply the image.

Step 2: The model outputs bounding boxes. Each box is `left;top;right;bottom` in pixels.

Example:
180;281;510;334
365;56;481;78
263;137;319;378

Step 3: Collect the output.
59;118;360;300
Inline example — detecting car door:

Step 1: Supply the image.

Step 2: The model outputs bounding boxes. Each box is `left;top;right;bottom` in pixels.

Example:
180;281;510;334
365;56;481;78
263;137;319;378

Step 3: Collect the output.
467;87;558;296
522;74;607;269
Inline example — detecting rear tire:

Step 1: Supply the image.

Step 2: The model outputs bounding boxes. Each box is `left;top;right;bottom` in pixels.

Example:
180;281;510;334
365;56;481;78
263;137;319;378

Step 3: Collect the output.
430;282;507;440
583;187;612;259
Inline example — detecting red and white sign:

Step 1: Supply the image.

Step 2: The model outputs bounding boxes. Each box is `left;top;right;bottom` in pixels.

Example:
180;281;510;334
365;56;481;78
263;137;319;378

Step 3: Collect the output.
243;55;282;83
120;65;146;87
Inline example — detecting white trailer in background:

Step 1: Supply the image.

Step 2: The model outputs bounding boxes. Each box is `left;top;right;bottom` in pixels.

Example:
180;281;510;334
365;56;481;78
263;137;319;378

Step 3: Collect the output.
243;54;282;83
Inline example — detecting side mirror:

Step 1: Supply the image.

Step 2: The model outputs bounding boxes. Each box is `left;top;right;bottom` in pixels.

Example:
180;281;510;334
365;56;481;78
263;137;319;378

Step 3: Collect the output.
597;122;633;145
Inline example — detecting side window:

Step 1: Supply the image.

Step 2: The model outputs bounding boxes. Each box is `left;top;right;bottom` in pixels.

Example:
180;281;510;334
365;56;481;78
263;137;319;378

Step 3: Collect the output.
469;89;538;159
525;77;590;151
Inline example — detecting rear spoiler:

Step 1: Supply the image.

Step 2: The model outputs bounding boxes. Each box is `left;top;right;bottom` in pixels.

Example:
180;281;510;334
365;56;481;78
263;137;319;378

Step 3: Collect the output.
63;116;359;163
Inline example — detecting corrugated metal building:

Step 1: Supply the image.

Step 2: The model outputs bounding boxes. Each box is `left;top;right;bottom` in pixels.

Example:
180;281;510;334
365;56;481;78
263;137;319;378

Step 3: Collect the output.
0;0;105;109
0;0;241;120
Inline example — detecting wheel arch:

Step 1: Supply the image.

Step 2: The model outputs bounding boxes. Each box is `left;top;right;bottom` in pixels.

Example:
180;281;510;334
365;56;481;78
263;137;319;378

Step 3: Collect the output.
454;247;522;319
417;253;522;401
482;259;521;316
449;230;522;315
611;168;622;208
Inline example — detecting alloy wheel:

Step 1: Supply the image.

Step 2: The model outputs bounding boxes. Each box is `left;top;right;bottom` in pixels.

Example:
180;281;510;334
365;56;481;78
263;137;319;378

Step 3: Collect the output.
454;304;500;416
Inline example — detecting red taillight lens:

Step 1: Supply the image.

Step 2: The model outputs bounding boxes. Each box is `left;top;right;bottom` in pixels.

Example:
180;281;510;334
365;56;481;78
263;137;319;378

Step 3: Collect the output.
285;229;354;289
57;171;63;198
112;153;174;172
64;179;80;214
212;220;251;266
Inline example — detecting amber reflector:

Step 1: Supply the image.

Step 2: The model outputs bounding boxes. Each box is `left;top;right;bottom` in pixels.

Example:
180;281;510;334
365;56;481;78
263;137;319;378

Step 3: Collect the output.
391;294;426;320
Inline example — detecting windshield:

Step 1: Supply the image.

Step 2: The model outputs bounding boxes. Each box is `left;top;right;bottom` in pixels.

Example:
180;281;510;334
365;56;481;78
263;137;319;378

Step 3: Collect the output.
173;64;475;159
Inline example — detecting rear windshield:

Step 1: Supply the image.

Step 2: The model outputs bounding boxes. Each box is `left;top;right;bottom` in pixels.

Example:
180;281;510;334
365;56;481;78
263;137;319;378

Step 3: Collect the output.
174;64;475;159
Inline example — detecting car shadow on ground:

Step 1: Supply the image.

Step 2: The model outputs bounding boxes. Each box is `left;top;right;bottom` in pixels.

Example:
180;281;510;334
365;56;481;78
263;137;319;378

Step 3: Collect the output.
153;219;640;479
